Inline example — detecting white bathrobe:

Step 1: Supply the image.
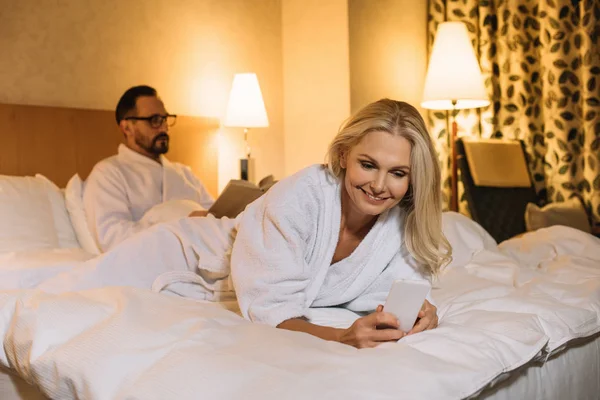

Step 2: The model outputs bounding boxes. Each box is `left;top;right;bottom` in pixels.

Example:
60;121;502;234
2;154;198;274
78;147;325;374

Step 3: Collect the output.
84;144;214;252
231;164;430;327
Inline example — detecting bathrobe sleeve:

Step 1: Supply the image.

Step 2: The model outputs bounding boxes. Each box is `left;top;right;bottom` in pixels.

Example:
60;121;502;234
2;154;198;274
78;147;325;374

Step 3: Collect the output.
181;166;215;210
84;164;153;252
231;175;320;327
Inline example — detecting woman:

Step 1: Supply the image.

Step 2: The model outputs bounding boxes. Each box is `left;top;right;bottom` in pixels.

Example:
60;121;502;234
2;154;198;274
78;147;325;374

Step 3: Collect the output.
231;99;452;348
37;99;450;349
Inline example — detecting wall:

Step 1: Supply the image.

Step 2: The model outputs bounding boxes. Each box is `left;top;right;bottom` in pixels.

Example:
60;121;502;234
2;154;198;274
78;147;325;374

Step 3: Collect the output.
0;0;431;186
0;0;283;192
281;0;351;176
280;0;428;176
348;0;428;115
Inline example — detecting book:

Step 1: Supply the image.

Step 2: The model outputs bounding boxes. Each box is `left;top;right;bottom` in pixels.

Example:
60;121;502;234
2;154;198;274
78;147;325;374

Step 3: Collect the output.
208;175;276;219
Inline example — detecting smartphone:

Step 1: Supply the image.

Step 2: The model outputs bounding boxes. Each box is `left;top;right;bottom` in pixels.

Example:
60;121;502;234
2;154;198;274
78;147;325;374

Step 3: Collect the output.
383;279;431;332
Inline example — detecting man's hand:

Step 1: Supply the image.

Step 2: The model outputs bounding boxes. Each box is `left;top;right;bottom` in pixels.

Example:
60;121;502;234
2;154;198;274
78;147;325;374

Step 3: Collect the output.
188;210;209;217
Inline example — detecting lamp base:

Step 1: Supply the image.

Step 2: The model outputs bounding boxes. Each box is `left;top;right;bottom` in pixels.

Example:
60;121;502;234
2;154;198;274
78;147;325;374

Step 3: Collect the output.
240;159;249;181
240;158;256;182
450;120;458;212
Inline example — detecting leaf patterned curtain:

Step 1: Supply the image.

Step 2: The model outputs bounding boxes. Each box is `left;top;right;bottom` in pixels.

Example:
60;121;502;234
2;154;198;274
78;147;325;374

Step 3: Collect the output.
427;0;600;229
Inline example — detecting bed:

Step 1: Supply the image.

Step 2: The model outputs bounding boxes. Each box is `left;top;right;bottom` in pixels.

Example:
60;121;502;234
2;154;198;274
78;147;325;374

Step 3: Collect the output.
0;213;598;400
0;104;599;400
0;102;220;399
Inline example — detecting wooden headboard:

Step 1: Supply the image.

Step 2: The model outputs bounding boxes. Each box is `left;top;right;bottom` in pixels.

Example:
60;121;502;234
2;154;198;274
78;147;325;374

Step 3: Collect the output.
0;103;219;197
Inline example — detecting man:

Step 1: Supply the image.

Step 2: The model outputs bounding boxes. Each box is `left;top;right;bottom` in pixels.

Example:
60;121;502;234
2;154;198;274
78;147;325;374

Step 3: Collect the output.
84;85;214;252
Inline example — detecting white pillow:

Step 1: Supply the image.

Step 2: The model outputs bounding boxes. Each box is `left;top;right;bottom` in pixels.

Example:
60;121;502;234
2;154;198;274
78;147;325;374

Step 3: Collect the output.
0;175;59;252
525;198;591;234
64;174;101;255
35;174;81;248
141;199;204;225
442;212;498;269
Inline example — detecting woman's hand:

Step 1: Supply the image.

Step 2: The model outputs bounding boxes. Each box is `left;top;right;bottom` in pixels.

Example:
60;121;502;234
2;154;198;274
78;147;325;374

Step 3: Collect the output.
339;305;405;348
407;300;438;335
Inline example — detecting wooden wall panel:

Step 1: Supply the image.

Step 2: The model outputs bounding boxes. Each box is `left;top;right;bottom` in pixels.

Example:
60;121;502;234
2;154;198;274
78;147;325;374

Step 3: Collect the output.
0;103;219;196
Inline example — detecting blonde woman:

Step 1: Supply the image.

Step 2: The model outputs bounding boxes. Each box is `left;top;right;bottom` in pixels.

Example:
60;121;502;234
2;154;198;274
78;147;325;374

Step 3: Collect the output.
231;99;452;349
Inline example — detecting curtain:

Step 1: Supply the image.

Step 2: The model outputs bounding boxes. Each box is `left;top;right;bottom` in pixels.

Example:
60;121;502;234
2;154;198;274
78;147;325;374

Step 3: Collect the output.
427;0;600;228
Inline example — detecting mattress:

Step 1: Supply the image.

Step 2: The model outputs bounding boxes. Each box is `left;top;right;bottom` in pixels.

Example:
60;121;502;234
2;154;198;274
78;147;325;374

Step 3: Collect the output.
480;333;600;400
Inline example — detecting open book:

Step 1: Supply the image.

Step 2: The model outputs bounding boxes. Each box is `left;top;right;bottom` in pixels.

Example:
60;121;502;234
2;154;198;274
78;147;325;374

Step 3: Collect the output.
208;175;276;219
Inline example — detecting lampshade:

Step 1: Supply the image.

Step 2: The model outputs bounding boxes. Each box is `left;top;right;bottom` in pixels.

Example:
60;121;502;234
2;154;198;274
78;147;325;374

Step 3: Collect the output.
421;22;490;110
224;73;269;128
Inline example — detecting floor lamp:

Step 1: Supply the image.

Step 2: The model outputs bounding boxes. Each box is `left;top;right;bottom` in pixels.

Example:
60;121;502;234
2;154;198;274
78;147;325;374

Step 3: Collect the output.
224;73;270;181
421;21;490;212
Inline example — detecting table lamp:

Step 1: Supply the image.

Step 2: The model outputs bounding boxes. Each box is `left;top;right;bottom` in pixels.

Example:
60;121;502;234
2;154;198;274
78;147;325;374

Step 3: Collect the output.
421;21;490;212
224;73;269;181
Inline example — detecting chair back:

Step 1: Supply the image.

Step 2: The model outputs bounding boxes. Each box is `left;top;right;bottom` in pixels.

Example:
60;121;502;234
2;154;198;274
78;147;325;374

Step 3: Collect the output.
456;138;537;242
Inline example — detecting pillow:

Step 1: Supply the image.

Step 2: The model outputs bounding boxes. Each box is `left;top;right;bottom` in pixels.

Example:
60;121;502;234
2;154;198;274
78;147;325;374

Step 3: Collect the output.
141;199;204;225
35;174;81;248
0;175;59;252
525;197;591;234
64;174;101;255
442;211;498;269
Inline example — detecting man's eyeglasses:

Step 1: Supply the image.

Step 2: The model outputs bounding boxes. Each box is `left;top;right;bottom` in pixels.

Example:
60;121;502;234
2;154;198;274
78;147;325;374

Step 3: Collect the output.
124;114;177;128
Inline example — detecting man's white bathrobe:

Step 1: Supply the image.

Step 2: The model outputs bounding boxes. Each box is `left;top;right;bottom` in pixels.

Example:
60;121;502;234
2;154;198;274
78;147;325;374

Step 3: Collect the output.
231;164;431;327
84;144;214;252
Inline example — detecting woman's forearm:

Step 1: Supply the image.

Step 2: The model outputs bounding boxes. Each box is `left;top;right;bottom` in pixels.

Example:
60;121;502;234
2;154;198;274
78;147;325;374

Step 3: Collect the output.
277;318;344;343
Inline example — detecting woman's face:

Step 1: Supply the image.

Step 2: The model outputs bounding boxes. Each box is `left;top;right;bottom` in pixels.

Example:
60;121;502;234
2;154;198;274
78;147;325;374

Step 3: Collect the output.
341;130;412;217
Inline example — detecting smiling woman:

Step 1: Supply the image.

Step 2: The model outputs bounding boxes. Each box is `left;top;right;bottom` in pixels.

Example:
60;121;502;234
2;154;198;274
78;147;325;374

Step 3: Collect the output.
327;98;451;276
341;132;411;214
231;98;452;349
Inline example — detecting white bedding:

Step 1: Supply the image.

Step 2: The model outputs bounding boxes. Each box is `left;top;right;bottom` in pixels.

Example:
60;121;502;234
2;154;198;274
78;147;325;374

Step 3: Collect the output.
0;248;93;290
0;224;598;399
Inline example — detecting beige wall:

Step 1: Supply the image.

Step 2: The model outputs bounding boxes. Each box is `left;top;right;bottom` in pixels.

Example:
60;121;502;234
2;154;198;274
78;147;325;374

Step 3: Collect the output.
0;0;283;192
281;0;351;176
348;0;428;115
1;0;431;187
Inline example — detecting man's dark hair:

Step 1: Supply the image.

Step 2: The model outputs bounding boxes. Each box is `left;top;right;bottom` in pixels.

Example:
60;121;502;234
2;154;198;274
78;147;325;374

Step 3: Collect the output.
115;85;157;124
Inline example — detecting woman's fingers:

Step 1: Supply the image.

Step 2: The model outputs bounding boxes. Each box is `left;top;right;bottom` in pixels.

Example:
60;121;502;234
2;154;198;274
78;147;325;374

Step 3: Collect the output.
408;315;430;335
408;301;438;335
371;311;400;329
372;328;405;342
350;304;439;348
427;314;439;330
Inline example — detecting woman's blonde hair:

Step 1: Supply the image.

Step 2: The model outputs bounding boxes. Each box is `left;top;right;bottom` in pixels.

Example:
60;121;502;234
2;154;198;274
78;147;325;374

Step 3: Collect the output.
326;98;451;276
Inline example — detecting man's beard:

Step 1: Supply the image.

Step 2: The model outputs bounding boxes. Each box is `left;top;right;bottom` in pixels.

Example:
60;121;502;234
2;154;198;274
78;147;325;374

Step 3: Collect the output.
137;132;169;156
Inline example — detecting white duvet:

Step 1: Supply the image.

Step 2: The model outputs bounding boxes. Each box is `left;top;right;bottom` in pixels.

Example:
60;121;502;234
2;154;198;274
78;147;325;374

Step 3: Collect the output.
0;248;92;290
0;218;599;400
